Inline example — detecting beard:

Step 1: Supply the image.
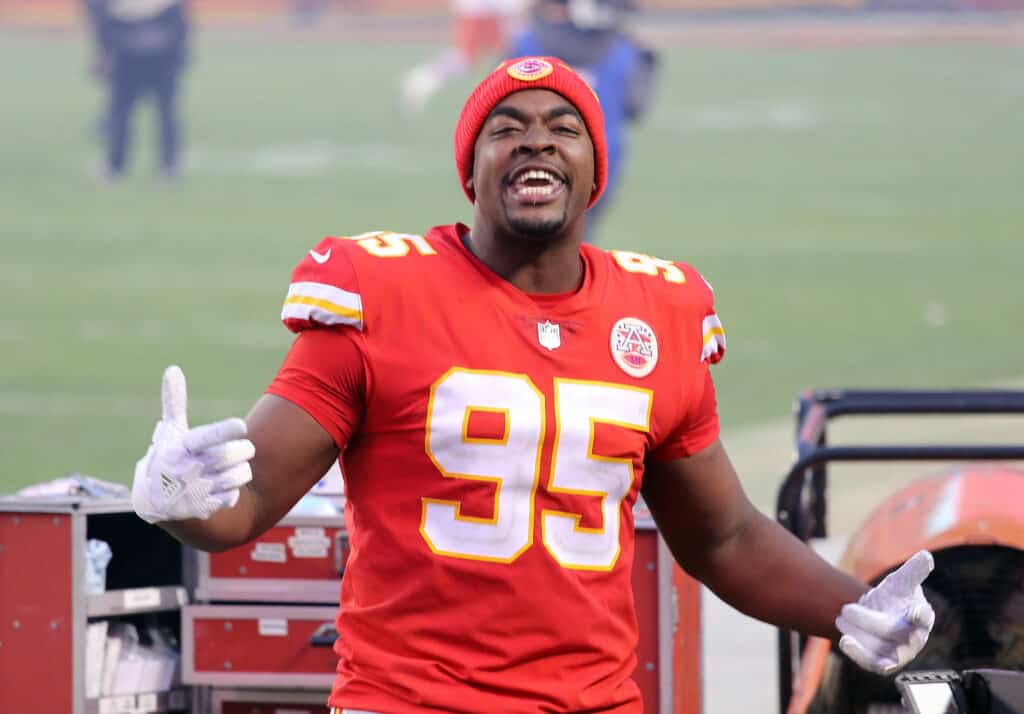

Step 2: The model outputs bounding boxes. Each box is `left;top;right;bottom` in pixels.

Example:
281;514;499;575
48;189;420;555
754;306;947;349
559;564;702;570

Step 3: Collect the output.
504;202;570;240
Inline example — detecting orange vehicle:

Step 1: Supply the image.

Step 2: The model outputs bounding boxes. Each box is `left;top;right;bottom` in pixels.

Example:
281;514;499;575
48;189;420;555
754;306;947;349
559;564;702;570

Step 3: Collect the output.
775;389;1024;714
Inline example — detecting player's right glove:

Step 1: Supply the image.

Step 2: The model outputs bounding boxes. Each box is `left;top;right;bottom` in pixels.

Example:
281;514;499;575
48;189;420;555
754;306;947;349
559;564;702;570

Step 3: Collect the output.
132;366;255;524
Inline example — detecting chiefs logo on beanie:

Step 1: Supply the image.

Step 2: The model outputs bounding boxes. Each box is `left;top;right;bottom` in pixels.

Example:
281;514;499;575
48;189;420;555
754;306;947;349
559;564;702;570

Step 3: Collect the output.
453;57;608;209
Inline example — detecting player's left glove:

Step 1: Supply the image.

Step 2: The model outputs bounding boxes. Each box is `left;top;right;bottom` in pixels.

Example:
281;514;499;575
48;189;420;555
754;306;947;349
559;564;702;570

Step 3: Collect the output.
836;549;935;676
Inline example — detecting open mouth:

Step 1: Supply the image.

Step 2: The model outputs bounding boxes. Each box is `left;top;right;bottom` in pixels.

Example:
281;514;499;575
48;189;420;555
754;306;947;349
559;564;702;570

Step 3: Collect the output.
506;167;567;205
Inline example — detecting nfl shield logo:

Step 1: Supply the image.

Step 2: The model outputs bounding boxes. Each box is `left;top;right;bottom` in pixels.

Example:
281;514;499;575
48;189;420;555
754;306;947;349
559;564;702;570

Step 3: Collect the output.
537;320;561;351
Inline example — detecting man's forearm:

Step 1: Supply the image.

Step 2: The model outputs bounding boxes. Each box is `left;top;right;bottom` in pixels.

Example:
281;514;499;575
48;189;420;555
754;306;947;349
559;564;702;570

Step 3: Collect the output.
697;512;868;639
157;484;263;552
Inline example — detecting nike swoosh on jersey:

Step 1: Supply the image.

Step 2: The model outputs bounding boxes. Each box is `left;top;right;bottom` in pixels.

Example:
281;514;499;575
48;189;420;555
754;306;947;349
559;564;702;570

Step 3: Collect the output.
310;248;332;264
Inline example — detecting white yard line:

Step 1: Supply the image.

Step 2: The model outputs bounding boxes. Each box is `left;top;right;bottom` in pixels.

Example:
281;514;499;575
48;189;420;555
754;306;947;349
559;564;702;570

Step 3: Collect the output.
652;101;821;134
0;392;248;418
186;141;437;178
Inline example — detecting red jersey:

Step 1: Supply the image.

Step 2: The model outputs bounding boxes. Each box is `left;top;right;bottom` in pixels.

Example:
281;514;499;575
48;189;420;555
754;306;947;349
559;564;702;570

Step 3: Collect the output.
267;224;726;713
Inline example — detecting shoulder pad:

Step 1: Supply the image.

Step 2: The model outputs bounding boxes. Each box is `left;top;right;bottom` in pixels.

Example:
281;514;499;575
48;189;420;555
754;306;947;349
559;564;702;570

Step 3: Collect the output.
280;231;439;334
609;249;689;286
281;236;364;333
681;264;726;365
607;250;725;364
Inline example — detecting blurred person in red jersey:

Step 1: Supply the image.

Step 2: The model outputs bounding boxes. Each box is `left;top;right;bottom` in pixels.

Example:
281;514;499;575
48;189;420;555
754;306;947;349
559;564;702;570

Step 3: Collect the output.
399;0;527;113
132;57;936;712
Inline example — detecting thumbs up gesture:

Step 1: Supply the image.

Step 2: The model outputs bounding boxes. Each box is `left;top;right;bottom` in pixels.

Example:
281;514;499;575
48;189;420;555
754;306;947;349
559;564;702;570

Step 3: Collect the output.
132;366;255;524
836;550;936;676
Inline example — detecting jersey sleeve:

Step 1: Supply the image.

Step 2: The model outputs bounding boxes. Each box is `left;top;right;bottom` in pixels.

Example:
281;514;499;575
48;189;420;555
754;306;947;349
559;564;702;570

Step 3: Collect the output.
649;264;726;462
268;237;370;447
692;267;726;365
649;367;719;462
281;237;364;333
266;326;367;449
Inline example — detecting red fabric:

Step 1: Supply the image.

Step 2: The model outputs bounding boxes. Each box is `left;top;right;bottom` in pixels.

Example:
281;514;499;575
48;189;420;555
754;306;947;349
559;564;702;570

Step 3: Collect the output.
267;328;367;448
454;56;608;209
268;225;722;713
454;16;505;62
648;368;719;462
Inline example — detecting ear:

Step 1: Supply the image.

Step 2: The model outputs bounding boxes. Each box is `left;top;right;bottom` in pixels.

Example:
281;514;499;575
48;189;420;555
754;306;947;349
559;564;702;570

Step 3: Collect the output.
465;176;474;192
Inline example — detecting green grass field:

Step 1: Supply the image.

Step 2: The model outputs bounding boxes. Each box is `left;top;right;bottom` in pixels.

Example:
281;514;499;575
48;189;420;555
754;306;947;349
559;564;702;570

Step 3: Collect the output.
1;30;1022;498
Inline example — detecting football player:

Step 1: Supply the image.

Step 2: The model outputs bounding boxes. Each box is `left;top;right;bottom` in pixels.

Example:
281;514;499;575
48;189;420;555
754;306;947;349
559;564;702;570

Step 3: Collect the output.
133;57;935;712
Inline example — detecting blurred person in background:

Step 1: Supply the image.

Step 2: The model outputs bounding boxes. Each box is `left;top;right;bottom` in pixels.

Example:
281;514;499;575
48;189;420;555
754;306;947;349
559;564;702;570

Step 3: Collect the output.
92;0;190;181
83;0;113;140
399;0;527;113
508;0;657;240
290;0;333;25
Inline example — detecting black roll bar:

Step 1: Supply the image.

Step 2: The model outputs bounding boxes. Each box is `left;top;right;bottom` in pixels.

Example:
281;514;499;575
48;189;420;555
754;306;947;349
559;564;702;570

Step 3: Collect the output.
774;389;1024;714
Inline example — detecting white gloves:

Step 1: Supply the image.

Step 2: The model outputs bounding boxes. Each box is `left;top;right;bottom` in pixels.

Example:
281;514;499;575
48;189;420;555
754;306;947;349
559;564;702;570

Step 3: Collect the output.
132;366;254;524
836;549;936;676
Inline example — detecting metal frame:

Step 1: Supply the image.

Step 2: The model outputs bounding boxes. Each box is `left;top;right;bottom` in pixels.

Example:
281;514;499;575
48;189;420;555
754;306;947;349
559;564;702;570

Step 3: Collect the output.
657;534;676;714
638;512;696;714
209;686;330;713
774;388;1024;713
72;508;87;714
193;568;342;604
0;497;132;515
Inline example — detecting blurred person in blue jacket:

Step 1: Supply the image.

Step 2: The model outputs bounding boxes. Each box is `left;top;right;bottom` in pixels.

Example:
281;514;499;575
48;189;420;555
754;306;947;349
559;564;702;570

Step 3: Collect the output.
83;0;113;139
508;0;657;240
93;0;190;181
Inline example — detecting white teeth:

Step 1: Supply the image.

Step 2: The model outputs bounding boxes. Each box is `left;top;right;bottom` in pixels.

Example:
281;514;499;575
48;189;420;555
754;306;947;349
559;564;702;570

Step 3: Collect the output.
509;168;564;200
517;185;556;196
513;169;561;185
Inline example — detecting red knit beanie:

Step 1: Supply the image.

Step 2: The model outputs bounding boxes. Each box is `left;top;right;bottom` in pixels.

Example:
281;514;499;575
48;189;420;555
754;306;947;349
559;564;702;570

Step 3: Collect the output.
454;56;607;209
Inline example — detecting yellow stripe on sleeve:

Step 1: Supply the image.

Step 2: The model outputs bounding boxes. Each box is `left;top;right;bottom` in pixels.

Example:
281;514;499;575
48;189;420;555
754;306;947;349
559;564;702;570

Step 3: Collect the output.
281;281;364;330
702;327;725;347
284;294;362;321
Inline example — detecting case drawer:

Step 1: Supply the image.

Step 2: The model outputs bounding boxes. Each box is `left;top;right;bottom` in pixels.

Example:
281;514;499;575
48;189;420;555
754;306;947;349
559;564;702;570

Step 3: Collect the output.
183;605;338;689
194;516;348;604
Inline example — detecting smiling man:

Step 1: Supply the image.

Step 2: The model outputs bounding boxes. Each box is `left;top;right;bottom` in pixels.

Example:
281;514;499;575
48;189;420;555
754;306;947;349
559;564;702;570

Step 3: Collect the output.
461;85;595;243
132;57;935;713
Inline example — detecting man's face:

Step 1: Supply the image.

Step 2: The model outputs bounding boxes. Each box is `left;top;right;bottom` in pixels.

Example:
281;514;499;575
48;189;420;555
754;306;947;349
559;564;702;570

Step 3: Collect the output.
469;89;595;240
